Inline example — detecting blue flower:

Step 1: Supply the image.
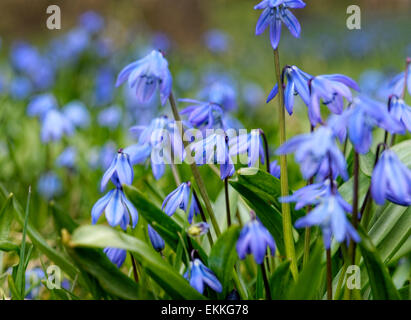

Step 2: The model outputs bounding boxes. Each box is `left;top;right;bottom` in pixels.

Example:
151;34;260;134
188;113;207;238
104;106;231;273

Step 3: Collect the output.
148;225;165;252
162;182;200;223
336;96;403;154
10;76;33;100
191;132;235;179
79;11;104;34
270;160;281;178
27;94;58;118
379;61;411;99
179;99;224;129
294;194;360;249
229;130;264;168
188;222;210;237
41;109;74;142
104;247;127;268
94;67;115;106
267;65;311;115
308;74;360;126
371;149;411;206
91;187;138;230
276;126;348;181
198;73;237;111
38;172;62;199
389;96;411;133
101;149;134;191
236;214;276;264
242;82;265;108
97;105;122;129
56;147;76;169
116;50;172;106
254;0;306;49
24;268;45;299
184;258;222;294
204;29;230;53
63;101;90;128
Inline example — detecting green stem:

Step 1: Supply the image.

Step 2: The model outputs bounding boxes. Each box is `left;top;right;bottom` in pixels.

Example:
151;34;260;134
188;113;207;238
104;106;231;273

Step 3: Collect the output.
168;92;221;237
260;262;272;300
129;252;139;283
348;152;360;265
273;49;298;280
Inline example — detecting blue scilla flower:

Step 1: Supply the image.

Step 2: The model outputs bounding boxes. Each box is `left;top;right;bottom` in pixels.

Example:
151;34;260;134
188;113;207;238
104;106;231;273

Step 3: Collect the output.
270;160;281;178
389;96;411;133
236;213;276;264
79;11;104;34
10;41;41;73
104;247;127;268
27;94;57;118
92;185;138;230
281;180;329;209
38;172;62;199
379;61;411;99
199;76;237;111
162;182;200;223
267;65;312;115
94;67;115;106
308;74;360;126
63;101;90;128
184;258;222;294
148;225;165;252
101;149;134;191
56;147;76;169
204;29;230;53
191;132;235;179
229;130;264;168
98;105;122;129
337;96;403;154
40;109;74;142
10;76;33;100
276;126;348;181
371;149;411;206
254;0;306;50
116;50;172;106
179;99;224;129
294;193;360;249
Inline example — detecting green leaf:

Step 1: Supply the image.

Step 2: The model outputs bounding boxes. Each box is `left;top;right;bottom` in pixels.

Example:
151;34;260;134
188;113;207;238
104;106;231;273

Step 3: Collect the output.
359;151;375;177
70;225;206;300
357;227;401;300
229;180;285;255
286;239;324;300
392;139;411;168
270;260;291;299
208;226;240;296
123;185;207;263
0;193;14;240
0;240;20;253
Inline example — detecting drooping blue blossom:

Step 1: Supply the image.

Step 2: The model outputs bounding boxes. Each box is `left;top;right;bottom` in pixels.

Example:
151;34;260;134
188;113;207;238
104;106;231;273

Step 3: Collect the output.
184;258;222;294
267;65;311;115
148;225;165;252
94;67;115;106
40;109;74;142
276;126;348;181
97;105;122;129
179;99;224;130
100;149;134;191
9;76;33;100
371;149;411;206
162;182;200;223
104;247;127;268
229;130;265;168
116;50;172;106
270;160;281;178
27;94;58;118
254;0;306;49
334;96;404;154
124;116;184;180
188;222;210;237
236;214;276;264
91;185;138;230
308;74;360;126
190;132;235;179
37;171;62;199
79;11;104;34
204;29;230;53
63;101;90;128
379;61;411;99
56;147;76;169
389;96;411;132
294;193;360;249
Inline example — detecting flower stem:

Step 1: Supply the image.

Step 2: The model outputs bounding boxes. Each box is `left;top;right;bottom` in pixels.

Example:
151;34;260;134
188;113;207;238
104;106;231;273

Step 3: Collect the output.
168;92;221;237
224;178;231;227
273;49;298;280
259;129;270;172
260;262;272;300
348;151;360;264
326;248;333;300
130;252;139;283
192;188;214;246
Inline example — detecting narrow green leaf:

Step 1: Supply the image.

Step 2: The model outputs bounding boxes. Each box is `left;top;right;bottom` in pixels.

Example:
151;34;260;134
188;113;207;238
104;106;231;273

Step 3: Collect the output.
0;193;14;240
269;260;291;299
70;225;206;300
